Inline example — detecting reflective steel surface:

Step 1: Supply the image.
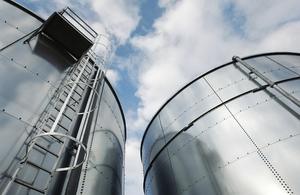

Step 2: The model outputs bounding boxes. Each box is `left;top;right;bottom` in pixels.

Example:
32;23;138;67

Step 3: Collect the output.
0;1;126;195
141;52;300;194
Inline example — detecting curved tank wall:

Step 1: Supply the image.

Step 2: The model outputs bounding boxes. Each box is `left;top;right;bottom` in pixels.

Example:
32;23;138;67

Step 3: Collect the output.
141;52;300;195
75;77;126;195
0;1;126;195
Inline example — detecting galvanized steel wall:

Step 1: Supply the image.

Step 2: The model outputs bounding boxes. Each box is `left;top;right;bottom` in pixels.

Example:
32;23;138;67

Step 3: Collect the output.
76;78;126;195
0;1;126;194
141;52;300;195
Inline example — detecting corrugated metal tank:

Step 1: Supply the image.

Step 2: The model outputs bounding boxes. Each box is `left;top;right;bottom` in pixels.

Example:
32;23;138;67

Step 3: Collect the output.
141;52;300;194
0;1;126;194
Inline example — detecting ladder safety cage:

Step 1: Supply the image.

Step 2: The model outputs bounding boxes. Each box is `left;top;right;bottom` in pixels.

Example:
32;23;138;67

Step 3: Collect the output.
1;6;112;193
90;34;112;71
1;54;101;195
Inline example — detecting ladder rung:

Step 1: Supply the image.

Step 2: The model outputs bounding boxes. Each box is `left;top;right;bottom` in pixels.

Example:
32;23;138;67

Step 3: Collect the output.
73;89;82;96
67;103;76;112
14;179;44;193
42;129;64;143
61;92;79;105
27;160;52;174
65;85;83;96
48;117;69;131
78;70;90;78
70;77;87;86
81;73;89;80
35;143;58;158
86;65;93;71
83;68;91;74
73;79;85;90
54;107;73;121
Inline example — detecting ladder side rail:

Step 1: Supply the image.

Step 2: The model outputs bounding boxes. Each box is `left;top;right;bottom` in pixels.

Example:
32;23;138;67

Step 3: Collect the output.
72;67;102;168
43;58;96;193
49;57;89;134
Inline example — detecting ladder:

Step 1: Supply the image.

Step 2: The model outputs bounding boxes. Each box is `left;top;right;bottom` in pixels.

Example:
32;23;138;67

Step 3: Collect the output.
2;55;96;195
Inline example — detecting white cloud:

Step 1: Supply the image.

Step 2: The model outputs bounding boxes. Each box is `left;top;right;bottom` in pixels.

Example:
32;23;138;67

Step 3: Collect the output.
232;0;300;41
88;0;141;45
125;138;144;195
105;69;121;87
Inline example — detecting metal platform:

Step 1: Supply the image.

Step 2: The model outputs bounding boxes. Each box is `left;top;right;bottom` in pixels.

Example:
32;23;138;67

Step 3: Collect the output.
25;7;97;60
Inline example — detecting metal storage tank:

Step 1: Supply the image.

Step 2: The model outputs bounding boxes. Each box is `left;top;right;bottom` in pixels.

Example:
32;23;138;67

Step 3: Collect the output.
140;52;300;194
0;1;126;194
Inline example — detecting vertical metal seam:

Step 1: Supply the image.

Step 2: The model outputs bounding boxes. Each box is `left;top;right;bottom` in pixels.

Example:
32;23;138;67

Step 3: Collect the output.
265;56;300;77
203;76;293;194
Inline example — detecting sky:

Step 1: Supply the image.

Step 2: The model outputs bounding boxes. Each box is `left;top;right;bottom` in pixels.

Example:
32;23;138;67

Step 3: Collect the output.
13;0;300;194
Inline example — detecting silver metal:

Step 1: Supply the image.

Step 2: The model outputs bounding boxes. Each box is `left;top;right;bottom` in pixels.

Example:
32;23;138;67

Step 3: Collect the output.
49;57;88;133
75;69;102;141
0;2;125;194
72;68;103;171
28;132;87;172
59;80;100;115
233;55;300;108
141;53;300;195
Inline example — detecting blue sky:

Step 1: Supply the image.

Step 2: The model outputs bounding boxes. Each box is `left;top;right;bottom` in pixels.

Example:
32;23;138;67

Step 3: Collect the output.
13;0;300;194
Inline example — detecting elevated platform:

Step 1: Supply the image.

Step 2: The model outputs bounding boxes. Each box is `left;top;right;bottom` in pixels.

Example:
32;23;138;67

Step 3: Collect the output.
25;7;97;60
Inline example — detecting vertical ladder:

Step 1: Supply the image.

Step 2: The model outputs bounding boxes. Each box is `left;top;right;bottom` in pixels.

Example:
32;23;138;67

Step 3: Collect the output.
2;55;96;195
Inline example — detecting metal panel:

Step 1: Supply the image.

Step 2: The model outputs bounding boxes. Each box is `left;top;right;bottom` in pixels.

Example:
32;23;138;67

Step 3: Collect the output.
0;1;42;49
77;79;125;195
100;81;125;141
278;79;300;100
141;52;300;195
78;129;123;195
182;153;287;194
96;93;124;152
0;1;42;32
243;56;298;82
145;157;177;195
267;54;300;76
228;89;300;149
0;36;73;126
204;65;265;101
0;21;25;49
262;136;300;193
142;116;164;171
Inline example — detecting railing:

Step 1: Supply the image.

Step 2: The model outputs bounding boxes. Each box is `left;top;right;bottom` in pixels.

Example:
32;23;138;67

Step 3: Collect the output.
58;7;98;43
